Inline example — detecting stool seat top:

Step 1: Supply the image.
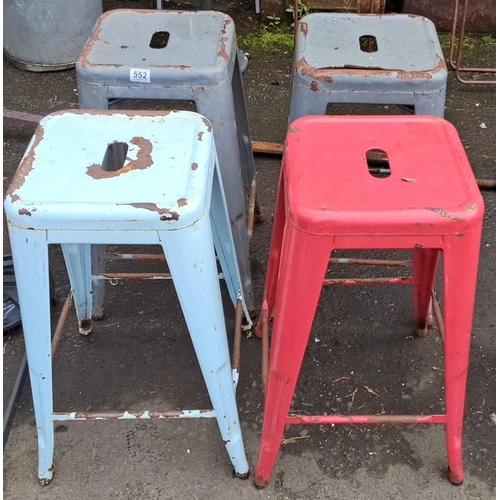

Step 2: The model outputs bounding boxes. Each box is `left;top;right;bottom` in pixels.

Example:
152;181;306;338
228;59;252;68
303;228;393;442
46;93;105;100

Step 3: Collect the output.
4;110;216;231
294;14;446;90
77;9;237;87
284;116;484;236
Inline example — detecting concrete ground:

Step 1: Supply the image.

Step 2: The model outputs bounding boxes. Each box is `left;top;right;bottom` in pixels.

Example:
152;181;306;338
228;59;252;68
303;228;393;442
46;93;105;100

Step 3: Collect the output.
3;1;496;499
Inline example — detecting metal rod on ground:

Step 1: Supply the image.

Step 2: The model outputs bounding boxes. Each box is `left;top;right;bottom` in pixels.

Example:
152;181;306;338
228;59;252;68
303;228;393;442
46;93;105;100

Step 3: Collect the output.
4;109;43;123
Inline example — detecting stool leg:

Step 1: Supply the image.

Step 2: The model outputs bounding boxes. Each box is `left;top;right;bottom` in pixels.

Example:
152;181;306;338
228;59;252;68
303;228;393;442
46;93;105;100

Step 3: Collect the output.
256;168;286;337
210;159;251;323
61;244;93;335
158;220;249;477
232;51;263;219
9;230;54;485
412;247;439;337
414;90;446;118
197;83;255;314
442;230;482;485
254;229;330;488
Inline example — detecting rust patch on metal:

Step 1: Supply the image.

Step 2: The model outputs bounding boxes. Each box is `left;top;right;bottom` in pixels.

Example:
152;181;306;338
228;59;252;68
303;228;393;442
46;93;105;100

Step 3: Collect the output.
296;55;446;82
465;203;477;210
6;124;45;203
191;162;199;170
221;16;233;35
126;203;180;221
121;45;128;49
201;117;212;132
218;37;229;61
18;208;32;216
310;81;318;91
298;22;308;36
197;131;204;141
297;58;333;82
86;137;153;179
177;198;188;207
454;232;466;237
160;213;179;221
426;207;461;222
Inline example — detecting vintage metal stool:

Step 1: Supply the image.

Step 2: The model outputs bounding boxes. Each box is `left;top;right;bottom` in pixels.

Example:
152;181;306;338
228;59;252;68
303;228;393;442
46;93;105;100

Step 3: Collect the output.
254;115;483;488
288;13;448;123
4;109;251;484
76;9;258;317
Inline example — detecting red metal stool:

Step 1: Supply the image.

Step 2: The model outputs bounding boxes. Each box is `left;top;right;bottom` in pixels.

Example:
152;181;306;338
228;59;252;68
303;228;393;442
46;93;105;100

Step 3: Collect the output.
254;115;484;488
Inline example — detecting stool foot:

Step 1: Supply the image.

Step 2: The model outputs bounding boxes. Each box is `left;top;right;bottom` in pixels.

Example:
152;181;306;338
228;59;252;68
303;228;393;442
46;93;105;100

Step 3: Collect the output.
254;212;266;225
79;319;92;336
38;467;53;486
91;313;104;321
233;469;250;480
448;467;464;485
415;323;429;337
254;475;268;489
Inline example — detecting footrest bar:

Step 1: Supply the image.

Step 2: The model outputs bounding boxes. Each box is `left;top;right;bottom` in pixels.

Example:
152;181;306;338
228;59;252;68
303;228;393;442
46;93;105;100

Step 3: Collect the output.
323;277;413;286
286;414;446;425
52;409;217;421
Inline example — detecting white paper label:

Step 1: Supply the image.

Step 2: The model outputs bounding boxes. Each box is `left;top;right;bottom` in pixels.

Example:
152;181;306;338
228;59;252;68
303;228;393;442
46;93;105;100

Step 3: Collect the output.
130;68;151;83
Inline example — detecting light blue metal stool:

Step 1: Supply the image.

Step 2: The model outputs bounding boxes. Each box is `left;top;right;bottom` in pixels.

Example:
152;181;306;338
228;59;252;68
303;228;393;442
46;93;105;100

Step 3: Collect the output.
4;110;251;484
289;13;448;123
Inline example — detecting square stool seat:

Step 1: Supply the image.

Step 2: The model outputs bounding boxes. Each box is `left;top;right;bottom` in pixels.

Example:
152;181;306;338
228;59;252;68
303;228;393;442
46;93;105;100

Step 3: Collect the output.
287;116;482;236
289;13;448;121
8;111;215;231
78;9;237;88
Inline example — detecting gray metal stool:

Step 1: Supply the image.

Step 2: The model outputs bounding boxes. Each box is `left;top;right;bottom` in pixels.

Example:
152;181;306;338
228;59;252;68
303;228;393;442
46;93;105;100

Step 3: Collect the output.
76;9;258;316
289;13;447;123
